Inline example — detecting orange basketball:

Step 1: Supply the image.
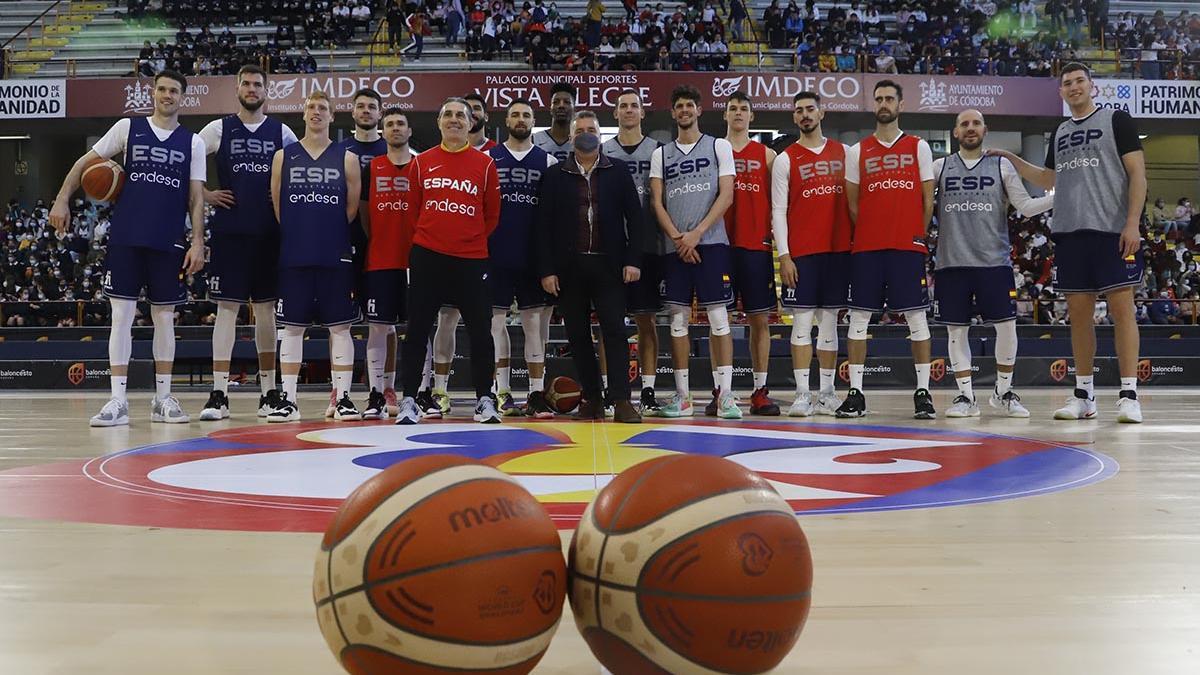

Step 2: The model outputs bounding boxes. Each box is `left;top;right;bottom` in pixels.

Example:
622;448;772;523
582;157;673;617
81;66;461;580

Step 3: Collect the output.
545;376;581;413
81;157;124;202
313;454;566;674
568;455;812;674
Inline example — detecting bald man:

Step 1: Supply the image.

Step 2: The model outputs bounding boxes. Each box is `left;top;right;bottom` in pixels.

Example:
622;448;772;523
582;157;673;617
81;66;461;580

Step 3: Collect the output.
931;109;1053;418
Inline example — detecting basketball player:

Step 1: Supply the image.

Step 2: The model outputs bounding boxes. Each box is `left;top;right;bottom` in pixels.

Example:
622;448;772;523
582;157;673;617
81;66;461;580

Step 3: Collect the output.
771;91;850;417
268;91;362;422
991;62;1147;423
649;85;740;419
723;91;780;416
394;97;502;425
533;81;576;162
360;108;416;420
49;69;207;427
489;99;558;418
602;89;665;415
465;93;498;151
933;109;1053;418
197;64;298;421
843;80;936;419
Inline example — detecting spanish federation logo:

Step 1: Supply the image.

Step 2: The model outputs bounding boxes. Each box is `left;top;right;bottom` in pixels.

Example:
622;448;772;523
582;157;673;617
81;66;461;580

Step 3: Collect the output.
0;421;1116;532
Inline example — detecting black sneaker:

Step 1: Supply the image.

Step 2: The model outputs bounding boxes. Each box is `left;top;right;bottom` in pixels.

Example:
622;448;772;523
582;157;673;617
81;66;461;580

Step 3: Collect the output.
415;388;441;419
913;388;936;420
258;389;282;418
266;396;300;423
524;390;555;419
640;386;664;417
199;390;230;421
362;388;387;420
603;389;615;418
334;393;362;421
835;388;867;418
704;388;720;416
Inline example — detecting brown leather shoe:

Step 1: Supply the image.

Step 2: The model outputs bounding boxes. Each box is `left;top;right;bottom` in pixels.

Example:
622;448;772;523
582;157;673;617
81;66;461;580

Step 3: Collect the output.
613;399;642;423
576;399;605;420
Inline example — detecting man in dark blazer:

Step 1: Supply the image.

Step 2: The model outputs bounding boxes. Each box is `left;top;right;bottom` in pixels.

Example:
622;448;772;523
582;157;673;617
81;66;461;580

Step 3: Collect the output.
536;111;645;422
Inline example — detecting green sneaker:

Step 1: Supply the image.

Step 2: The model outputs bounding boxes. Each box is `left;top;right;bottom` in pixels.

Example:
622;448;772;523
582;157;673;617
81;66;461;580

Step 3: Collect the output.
660;393;694;418
717;392;743;420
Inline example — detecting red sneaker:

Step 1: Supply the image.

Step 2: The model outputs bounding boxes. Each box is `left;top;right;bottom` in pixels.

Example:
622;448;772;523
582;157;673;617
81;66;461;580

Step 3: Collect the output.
750;387;781;416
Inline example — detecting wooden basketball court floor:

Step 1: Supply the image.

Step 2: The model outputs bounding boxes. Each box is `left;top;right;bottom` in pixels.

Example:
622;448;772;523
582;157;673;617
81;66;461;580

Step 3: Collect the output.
0;388;1198;675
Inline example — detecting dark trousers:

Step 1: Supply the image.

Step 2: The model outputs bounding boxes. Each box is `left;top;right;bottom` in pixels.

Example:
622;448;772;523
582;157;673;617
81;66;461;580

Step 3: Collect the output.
557;253;631;401
400;245;495;400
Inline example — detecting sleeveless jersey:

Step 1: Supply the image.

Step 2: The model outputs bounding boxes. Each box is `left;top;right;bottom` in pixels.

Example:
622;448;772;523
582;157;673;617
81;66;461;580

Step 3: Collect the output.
341;136;388;172
211;115;285;237
109;116;194;251
475;138;498;152
602;136;664;254
784;140;852;256
365;155;417;271
854;134;926;253
935;154;1010;269
489;143;551;269
660;134;727;247
278;143;350;268
727;140;771;251
1049;108;1130;236
533;130;573;163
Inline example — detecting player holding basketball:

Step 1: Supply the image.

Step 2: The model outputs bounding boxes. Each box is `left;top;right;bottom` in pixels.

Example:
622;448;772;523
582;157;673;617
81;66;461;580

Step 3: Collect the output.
394;97;502;425
268;91;362;422
360;108;417;420
533;81;576;162
488;99;558;418
50;69;207;427
771;91;851;417
197;64;298;421
843;80;937;419
932;109;1052;418
991;62;1147;423
650;85;740;419
723;91;780;416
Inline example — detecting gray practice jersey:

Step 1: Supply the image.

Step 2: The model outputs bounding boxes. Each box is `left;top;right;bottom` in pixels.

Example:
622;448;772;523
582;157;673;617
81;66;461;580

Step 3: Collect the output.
603;136;665;254
935;154;1011;269
659;134;728;247
533;130;573;163
1045;107;1140;236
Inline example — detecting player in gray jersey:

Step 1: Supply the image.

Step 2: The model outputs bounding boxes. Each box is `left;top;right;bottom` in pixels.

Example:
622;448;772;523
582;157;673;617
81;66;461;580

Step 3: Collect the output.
532;80;576;162
933;109;1053;419
994;62;1147;423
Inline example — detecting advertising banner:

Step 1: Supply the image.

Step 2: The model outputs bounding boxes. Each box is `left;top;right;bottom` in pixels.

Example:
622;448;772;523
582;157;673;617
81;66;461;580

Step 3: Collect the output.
0;360;152;389
1074;79;1200;119
0;79;66;118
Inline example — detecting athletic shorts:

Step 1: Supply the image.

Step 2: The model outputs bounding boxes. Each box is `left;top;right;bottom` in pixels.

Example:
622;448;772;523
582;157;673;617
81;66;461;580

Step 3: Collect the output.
626;252;664;314
933;266;1017;325
847;249;930;313
780;251;851;310
1052;231;1144;294
276;262;360;327
207;232;279;304
663;244;734;308
490;265;550;310
728;247;777;314
103;244;188;305
363;268;408;325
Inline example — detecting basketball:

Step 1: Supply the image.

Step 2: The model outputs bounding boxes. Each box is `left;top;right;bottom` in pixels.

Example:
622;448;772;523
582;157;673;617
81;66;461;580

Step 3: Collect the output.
568;455;812;674
545;376;581;413
313;454;566;674
80;157;124;202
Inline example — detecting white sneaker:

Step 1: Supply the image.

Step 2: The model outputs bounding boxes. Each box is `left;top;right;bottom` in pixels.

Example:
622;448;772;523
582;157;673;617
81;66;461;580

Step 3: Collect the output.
814;389;841;416
267;396;300;423
151;395;190;424
989;389;1030;418
394;396;421;425
945;395;981;418
717;391;743;420
1116;393;1143;424
787;392;815;417
474;396;501;424
90;397;129;427
1053;390;1097;420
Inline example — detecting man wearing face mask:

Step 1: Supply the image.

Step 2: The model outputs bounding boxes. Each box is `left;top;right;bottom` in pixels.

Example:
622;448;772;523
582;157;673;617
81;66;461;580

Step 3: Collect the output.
535;111;646;423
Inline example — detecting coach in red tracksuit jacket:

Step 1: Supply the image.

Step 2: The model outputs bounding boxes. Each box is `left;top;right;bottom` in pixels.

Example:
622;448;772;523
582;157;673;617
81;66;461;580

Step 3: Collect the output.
398;97;501;408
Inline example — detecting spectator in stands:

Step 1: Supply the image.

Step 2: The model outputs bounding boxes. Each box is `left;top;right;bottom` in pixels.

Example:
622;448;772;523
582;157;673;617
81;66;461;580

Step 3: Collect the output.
729;0;746;42
709;33;728;70
1149;290;1182;324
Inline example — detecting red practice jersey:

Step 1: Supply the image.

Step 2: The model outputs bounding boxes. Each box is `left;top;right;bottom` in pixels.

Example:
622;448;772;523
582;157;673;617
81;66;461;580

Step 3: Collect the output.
410;144;501;259
853;134;926;253
365;155;417;271
727;140;771;251
784;140;852;256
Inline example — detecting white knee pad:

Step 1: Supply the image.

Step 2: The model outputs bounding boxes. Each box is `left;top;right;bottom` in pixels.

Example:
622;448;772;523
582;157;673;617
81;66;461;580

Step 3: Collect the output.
519;308;544;363
433;307;459;362
280;325;306;365
994;319;1018;366
108;298;136;366
150;304;176;362
790;308;815;346
947;325;972;374
251;301;276;355
848;309;871;341
668;305;690;338
707;305;731;337
816;308;839;352
328;324;354;367
905;310;931;342
212;301;240;362
491;310;511;361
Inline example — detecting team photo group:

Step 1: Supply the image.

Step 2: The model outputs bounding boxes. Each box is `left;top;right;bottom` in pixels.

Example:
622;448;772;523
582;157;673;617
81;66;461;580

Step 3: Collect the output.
47;60;1147;428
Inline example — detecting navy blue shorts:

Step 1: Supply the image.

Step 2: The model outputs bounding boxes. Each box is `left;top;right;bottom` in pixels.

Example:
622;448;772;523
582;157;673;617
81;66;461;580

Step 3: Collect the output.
276;263;360;327
781;252;851;310
1052;231;1144;294
663;244;734;307
490;265;549;310
102;244;187;305
933;266;1017;325
847;249;930;313
728;247;777;314
207;233;279;304
626;252;664;314
363;269;408;325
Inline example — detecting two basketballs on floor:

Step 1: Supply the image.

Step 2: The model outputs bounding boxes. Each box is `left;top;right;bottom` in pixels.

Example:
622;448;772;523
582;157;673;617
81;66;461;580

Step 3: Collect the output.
314;452;812;674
